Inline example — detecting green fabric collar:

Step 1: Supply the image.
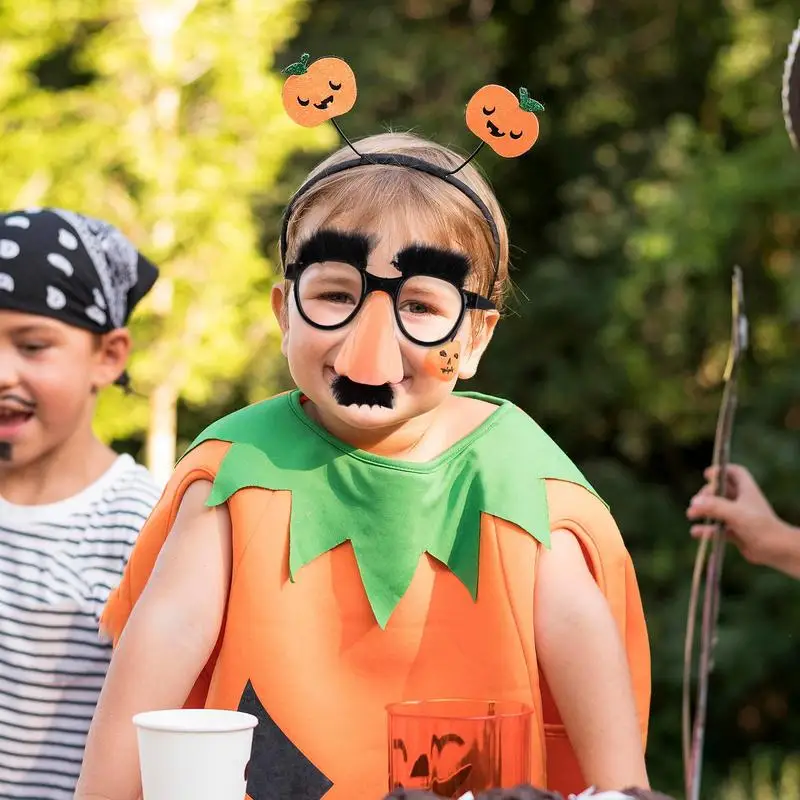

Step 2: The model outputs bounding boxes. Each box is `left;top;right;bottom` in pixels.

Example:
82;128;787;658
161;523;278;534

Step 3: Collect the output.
184;390;602;628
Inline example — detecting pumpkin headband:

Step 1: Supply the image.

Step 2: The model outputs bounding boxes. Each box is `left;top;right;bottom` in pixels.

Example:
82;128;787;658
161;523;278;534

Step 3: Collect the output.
278;53;545;302
783;19;800;150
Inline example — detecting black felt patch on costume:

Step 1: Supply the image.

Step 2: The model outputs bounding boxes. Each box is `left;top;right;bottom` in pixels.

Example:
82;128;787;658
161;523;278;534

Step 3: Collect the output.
237;679;333;800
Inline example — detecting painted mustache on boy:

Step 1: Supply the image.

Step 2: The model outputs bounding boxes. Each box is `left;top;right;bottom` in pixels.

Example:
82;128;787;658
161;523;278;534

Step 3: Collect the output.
0;394;36;462
0;393;36;414
0;392;36;412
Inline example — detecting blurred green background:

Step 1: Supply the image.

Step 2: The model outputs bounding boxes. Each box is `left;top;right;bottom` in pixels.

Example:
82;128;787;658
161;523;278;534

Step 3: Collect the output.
3;0;800;796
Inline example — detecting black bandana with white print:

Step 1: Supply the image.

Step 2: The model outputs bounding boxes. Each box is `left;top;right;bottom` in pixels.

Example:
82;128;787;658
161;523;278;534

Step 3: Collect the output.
0;208;158;333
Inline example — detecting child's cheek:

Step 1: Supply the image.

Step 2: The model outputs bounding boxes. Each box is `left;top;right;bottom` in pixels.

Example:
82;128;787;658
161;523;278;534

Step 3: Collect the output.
422;342;461;381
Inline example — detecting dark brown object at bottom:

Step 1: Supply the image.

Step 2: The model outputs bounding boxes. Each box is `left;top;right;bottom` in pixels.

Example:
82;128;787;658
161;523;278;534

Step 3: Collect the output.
382;786;676;800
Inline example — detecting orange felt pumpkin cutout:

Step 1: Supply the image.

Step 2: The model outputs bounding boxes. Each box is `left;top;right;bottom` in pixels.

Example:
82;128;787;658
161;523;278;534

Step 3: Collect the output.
424;341;461;380
282;53;357;128
465;85;544;158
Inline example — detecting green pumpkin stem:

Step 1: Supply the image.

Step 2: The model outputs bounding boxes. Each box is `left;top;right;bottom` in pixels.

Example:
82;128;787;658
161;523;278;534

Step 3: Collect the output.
282;53;311;76
518;87;545;114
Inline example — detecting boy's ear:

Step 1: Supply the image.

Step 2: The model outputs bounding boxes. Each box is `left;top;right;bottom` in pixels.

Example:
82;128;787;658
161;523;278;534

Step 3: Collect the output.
271;282;290;356
457;311;499;380
93;329;133;389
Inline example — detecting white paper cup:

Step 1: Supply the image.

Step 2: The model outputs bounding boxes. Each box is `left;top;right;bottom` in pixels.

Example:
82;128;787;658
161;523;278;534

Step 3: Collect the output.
133;708;258;800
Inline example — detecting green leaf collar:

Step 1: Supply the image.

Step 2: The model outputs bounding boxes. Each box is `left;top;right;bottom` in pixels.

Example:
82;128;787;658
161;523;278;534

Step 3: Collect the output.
184;391;602;628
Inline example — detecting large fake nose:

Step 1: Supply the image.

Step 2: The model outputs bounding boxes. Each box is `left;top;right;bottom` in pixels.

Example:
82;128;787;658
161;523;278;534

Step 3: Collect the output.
333;292;404;385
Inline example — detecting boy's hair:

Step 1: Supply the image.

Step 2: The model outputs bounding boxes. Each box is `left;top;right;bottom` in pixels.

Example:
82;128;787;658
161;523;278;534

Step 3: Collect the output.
283;132;511;320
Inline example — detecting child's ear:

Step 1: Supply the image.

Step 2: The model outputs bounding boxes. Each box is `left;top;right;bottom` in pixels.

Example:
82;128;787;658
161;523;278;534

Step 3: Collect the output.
93;329;133;389
271;282;290;357
457;311;499;380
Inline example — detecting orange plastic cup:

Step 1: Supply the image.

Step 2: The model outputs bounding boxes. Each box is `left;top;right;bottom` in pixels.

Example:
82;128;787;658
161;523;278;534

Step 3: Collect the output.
386;699;533;797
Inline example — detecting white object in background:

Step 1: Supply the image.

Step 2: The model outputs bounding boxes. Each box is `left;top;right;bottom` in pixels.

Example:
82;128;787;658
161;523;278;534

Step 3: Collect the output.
133;708;258;800
570;789;632;800
457;793;475;800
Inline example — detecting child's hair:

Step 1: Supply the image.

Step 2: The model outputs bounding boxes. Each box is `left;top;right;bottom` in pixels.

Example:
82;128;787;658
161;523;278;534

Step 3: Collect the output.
283;132;511;329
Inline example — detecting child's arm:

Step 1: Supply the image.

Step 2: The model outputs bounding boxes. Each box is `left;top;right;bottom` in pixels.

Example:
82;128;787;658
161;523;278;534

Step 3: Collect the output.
534;529;649;790
75;480;232;800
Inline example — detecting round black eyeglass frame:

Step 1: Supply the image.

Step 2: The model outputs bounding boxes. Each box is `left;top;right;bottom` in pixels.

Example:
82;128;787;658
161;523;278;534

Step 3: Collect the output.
284;261;495;347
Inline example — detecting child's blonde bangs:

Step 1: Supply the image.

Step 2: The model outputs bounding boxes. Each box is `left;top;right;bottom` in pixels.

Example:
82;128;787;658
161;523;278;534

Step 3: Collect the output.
284;132;510;312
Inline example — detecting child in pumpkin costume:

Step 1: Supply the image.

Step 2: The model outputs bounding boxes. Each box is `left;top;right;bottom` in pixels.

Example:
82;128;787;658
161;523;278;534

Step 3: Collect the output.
76;60;651;800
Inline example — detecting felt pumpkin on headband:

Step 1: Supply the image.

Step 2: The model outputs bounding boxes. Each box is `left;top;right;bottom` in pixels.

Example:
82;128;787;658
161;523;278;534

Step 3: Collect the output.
465;85;544;158
282;53;357;128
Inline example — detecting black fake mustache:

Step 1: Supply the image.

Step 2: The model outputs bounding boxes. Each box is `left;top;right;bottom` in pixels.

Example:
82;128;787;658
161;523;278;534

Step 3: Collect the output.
0;442;11;461
331;375;395;409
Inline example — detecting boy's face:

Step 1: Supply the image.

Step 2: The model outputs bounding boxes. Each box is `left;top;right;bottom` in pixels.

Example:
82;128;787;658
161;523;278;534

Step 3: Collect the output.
0;311;130;470
272;209;499;436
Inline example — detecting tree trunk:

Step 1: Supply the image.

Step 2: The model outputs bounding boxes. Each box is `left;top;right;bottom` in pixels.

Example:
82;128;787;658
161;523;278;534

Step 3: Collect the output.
146;381;178;486
138;3;188;488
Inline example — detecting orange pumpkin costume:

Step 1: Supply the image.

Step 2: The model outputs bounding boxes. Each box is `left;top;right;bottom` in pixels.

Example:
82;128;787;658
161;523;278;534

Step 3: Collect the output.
102;390;650;800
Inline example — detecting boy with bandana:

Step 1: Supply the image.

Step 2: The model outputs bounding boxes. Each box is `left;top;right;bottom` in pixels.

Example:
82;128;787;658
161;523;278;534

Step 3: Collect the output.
0;208;160;798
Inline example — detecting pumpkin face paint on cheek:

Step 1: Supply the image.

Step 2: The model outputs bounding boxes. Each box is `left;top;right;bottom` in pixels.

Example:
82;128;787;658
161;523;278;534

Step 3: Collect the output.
424;341;460;380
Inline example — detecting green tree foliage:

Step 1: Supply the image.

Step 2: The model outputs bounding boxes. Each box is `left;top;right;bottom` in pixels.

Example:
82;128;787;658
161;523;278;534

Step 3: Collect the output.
0;0;333;482
487;0;800;793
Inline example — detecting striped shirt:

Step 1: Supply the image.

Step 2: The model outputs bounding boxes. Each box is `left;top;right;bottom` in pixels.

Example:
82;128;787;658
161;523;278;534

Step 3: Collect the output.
0;454;161;799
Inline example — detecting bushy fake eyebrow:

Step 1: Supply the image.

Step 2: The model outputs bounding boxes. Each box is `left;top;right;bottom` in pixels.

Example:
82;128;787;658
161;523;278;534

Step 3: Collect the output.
294;229;373;270
392;244;471;287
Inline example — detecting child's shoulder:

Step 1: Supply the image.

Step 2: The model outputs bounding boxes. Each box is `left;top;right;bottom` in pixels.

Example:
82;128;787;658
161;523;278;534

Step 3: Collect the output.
93;454;162;520
63;455;162;556
166;393;299;500
452;391;560;446
456;391;601;498
185;391;294;455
